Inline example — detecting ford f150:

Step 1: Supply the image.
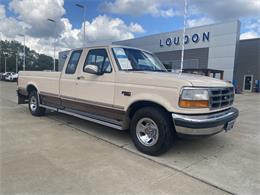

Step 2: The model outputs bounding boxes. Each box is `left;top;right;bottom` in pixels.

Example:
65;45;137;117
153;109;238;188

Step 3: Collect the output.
17;45;239;155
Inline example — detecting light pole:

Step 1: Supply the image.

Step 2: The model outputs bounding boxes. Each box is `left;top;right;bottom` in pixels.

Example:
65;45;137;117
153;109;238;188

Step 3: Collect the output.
18;34;26;71
4;56;7;73
16;53;18;73
47;18;57;71
75;3;86;46
3;52;9;73
180;0;188;73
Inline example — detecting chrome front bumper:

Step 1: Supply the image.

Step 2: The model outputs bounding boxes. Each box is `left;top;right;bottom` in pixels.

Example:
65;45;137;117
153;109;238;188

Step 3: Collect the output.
172;107;239;136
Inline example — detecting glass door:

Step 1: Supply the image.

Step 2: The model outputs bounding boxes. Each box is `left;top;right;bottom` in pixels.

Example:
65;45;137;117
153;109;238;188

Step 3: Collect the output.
243;75;253;92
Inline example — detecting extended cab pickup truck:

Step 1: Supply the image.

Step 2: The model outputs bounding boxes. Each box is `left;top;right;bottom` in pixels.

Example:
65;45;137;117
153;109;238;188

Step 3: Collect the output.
17;45;239;155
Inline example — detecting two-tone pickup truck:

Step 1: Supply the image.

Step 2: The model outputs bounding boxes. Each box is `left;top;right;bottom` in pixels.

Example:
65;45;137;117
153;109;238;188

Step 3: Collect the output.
17;45;239;155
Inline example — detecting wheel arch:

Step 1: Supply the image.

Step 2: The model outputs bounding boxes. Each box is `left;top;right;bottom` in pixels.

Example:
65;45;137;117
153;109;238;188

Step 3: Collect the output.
128;100;169;118
122;100;173;130
26;83;39;95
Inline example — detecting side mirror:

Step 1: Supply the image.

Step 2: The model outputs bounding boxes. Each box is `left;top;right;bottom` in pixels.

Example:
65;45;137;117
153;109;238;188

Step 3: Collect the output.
84;64;103;75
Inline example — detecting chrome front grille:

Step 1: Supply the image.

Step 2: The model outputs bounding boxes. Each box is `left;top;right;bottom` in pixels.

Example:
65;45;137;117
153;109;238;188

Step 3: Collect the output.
209;87;234;109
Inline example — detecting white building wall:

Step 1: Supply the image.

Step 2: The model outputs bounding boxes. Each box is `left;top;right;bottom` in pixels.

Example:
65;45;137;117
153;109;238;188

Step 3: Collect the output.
114;20;240;81
207;21;240;81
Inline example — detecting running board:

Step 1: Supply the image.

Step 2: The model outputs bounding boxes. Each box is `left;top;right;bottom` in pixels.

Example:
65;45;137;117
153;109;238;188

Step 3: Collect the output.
40;104;123;130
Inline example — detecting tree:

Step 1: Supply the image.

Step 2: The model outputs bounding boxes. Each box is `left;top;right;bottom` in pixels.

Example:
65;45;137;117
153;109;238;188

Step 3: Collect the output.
0;40;58;72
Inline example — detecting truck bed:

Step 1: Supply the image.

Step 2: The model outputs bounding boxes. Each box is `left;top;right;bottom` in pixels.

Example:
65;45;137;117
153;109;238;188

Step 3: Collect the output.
18;71;61;95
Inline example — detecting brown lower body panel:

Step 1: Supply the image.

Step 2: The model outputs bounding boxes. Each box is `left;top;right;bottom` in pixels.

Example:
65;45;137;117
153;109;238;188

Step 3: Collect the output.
39;93;125;122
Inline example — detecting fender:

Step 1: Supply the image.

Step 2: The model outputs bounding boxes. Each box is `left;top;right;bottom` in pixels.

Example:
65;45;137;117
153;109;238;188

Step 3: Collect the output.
125;92;176;113
26;81;40;94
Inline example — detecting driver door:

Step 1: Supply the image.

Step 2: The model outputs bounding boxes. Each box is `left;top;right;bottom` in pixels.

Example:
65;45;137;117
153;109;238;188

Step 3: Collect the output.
75;48;117;118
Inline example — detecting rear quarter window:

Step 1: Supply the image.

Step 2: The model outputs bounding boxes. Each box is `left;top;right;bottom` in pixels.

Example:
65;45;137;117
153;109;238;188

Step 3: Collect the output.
65;50;82;74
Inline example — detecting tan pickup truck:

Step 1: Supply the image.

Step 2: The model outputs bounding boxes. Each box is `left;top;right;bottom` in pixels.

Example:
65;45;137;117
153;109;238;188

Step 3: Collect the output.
17;45;239;155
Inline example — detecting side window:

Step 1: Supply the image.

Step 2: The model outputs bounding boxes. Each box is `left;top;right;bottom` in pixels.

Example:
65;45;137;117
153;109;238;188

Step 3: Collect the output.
84;49;112;73
65;50;82;74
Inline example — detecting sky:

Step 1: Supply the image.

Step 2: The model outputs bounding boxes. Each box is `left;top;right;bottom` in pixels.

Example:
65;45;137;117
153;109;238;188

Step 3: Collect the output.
0;0;260;56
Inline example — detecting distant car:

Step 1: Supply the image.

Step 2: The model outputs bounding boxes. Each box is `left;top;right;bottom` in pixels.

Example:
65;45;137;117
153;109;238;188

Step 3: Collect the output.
1;72;11;80
5;72;18;82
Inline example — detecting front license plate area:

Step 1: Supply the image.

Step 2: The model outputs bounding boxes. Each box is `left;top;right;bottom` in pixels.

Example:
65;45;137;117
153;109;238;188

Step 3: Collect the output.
224;119;236;132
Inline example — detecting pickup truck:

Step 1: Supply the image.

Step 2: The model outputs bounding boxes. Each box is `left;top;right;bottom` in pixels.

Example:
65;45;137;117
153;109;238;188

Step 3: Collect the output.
17;45;239;155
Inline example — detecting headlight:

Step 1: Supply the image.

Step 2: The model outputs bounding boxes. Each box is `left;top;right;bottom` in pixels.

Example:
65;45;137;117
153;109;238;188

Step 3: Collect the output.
179;88;209;108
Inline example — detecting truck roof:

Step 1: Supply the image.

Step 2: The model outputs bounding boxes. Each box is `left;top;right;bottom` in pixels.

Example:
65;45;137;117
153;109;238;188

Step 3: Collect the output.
63;44;152;54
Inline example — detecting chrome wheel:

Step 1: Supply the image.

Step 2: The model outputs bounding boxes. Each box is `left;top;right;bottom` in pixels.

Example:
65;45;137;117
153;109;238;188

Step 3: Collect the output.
30;96;37;112
136;118;159;147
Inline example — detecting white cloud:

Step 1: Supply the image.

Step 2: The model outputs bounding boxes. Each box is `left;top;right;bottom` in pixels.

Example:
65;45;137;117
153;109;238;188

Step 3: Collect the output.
240;31;259;40
240;19;260;40
189;0;260;20
0;0;145;56
23;14;145;55
187;17;214;28
101;0;178;18
9;0;66;38
0;5;25;38
82;15;144;45
0;4;5;19
129;22;145;33
160;9;175;18
58;18;81;49
244;19;260;33
101;0;260;20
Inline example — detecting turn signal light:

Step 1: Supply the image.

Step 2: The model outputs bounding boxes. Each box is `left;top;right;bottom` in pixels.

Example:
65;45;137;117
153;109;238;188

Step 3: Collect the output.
179;100;209;108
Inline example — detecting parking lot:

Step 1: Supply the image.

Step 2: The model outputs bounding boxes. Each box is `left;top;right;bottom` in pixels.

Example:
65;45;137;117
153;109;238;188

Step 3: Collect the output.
1;81;259;195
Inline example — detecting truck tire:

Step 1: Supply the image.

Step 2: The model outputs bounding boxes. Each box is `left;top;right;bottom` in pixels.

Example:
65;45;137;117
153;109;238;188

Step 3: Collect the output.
130;107;174;156
28;91;45;116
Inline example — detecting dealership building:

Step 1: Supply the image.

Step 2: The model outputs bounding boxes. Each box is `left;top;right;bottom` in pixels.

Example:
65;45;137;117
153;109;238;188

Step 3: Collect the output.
114;20;260;93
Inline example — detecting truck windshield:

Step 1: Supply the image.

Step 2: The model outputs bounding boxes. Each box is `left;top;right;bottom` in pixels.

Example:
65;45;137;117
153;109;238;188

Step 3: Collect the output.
112;47;167;72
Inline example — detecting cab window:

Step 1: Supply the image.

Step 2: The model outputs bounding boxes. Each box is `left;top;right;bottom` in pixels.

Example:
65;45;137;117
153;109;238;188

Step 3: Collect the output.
84;49;112;73
65;50;82;74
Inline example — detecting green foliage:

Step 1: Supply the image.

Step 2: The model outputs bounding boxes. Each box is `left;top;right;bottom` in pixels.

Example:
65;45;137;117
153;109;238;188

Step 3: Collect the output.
0;40;57;72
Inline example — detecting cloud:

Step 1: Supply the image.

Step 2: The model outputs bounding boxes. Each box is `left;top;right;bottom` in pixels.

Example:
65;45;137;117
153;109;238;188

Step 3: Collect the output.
0;5;25;38
58;15;144;48
101;0;260;20
9;0;66;38
129;22;145;33
186;1;260;38
0;0;145;56
244;19;260;33
240;31;259;40
1;2;145;56
0;4;5;19
240;19;260;40
189;0;260;20
82;15;145;45
187;17;214;28
101;0;178;17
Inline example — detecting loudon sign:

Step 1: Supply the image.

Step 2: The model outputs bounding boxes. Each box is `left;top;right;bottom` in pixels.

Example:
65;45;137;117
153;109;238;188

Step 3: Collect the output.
160;32;210;47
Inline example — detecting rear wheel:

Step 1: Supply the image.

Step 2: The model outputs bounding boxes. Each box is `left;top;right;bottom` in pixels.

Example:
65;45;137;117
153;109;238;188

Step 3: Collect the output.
28;91;45;116
130;107;174;156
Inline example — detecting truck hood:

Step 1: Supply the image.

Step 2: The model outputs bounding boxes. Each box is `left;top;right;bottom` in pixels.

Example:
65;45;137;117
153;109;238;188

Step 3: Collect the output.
117;71;233;88
171;73;232;87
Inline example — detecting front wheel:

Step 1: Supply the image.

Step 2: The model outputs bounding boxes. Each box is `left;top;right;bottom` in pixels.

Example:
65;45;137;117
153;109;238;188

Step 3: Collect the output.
28;91;45;116
130;107;174;156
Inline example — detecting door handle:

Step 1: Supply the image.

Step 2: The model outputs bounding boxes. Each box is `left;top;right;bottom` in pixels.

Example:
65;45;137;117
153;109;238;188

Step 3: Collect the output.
77;76;85;80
